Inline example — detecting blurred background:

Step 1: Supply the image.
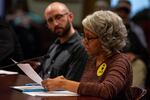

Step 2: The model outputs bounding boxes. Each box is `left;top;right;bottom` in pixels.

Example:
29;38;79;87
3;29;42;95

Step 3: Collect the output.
1;0;149;25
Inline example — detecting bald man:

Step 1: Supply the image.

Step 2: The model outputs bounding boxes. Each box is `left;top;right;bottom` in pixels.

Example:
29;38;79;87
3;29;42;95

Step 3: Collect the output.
39;2;88;81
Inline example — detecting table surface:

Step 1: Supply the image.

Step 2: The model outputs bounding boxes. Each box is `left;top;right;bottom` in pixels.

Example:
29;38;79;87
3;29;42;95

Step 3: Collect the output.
0;74;103;100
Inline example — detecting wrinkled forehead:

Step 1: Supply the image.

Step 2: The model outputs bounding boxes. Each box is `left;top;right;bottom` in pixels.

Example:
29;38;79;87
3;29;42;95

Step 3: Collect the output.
44;4;69;19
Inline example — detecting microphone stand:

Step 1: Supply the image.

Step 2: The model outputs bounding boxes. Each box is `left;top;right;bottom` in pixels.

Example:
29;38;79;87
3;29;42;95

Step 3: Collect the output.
0;55;50;69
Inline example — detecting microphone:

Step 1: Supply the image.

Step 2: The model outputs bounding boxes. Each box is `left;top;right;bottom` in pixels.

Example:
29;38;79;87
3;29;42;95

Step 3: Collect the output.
0;54;50;69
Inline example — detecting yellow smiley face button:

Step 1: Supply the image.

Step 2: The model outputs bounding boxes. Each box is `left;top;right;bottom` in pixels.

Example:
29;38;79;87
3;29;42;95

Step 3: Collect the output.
97;63;107;77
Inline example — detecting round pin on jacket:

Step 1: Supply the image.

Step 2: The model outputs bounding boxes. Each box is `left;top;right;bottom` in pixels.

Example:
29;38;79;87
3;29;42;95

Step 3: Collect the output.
97;63;107;76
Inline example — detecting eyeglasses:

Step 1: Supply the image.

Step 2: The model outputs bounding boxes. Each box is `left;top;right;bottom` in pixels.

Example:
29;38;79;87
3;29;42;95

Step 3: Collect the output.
47;13;68;24
83;36;99;43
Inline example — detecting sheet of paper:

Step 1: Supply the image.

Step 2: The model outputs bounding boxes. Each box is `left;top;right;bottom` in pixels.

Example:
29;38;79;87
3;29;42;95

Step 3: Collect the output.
11;85;46;92
11;85;78;96
0;70;18;75
12;59;43;84
23;90;79;96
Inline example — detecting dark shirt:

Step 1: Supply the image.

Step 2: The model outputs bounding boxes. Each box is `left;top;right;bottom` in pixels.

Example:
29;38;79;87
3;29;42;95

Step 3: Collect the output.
39;31;88;81
0;20;23;73
78;53;132;100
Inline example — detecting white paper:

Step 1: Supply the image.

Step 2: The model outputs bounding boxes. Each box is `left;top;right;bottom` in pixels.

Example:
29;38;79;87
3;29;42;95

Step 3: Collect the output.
12;85;78;96
11;85;45;91
23;90;79;96
0;70;18;75
11;86;78;96
12;59;43;84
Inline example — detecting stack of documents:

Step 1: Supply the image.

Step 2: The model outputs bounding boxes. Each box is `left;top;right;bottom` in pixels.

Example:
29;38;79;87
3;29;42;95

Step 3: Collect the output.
11;60;78;96
12;85;47;92
11;85;78;96
24;90;79;96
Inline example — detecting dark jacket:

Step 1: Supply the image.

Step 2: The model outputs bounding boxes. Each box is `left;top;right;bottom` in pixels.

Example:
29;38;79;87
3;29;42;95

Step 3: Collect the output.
0;19;23;73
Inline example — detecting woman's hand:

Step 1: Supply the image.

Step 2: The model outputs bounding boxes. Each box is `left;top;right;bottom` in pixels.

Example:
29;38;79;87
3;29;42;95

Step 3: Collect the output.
42;76;65;91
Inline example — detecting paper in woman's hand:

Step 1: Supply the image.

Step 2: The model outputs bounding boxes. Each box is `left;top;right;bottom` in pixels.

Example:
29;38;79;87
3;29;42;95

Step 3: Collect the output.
11;59;43;84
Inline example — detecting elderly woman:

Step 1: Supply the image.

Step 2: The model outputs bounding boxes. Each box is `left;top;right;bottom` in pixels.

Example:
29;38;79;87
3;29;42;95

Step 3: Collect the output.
42;10;132;100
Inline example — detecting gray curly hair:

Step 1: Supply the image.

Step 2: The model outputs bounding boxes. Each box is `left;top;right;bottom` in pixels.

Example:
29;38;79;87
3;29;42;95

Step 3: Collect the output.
82;10;127;53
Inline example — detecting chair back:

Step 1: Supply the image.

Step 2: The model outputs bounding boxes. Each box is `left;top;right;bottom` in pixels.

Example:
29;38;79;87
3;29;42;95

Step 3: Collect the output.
131;86;147;100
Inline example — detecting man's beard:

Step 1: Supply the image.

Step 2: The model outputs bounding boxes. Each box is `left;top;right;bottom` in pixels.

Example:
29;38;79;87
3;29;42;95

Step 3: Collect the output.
52;21;71;37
